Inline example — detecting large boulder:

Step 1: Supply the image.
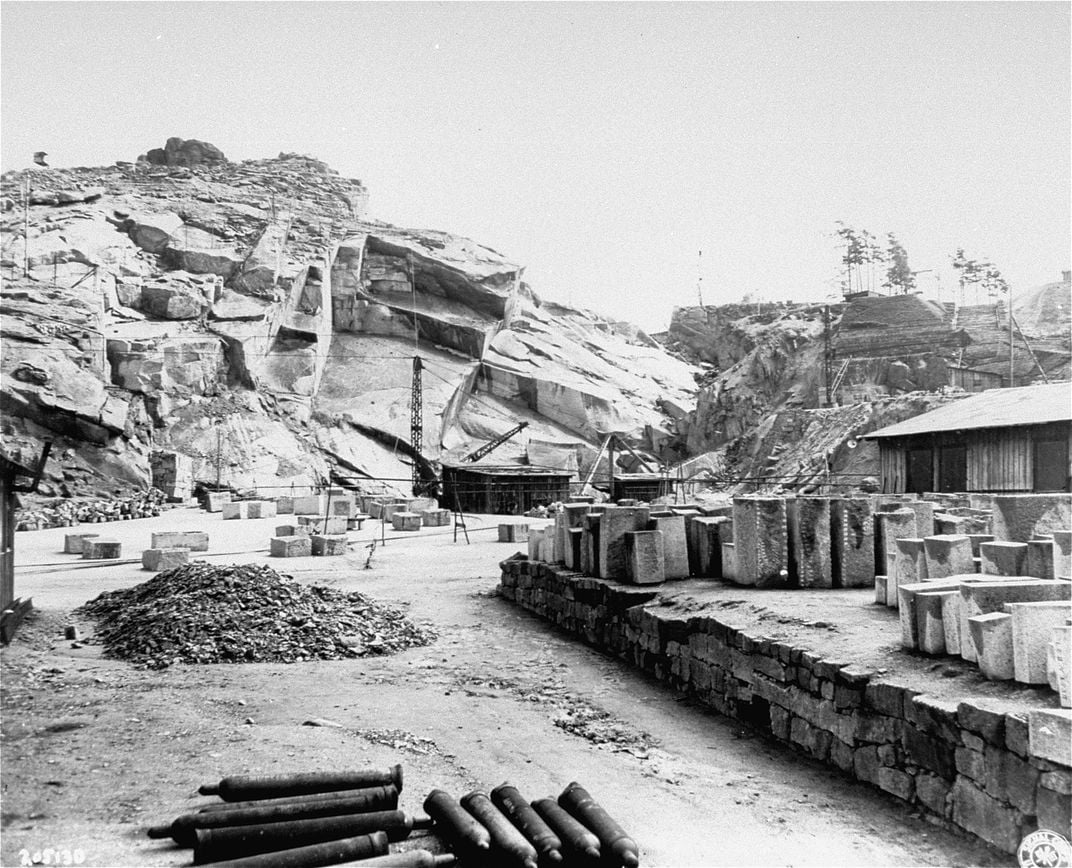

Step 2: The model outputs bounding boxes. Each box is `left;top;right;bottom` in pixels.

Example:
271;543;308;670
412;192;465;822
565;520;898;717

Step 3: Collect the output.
107;336;225;395
141;137;227;167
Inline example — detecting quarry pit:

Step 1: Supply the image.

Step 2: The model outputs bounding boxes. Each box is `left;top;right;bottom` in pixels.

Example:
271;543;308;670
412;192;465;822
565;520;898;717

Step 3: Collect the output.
0;503;1052;867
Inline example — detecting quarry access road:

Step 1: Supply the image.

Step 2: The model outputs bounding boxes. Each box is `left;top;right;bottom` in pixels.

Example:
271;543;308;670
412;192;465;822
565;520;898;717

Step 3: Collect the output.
1;507;1008;867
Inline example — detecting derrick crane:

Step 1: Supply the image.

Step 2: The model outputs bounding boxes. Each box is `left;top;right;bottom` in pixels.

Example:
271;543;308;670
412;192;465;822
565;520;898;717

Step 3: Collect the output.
463;422;529;463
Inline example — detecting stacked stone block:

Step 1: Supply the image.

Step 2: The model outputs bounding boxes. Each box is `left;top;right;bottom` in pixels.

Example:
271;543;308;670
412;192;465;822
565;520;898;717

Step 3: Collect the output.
141;547;190;571
830;497;874;588
271;536;312;558
498;558;1072;853
151;531;209;552
991;494;1072;542
733;497;787;587
64;532;100;554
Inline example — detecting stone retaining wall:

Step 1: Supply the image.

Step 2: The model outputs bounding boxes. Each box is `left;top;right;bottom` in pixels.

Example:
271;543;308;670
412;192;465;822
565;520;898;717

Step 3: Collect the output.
499;558;1072;855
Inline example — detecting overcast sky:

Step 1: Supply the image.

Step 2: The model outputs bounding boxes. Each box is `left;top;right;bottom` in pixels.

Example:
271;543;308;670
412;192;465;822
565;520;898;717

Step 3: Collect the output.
2;2;1068;331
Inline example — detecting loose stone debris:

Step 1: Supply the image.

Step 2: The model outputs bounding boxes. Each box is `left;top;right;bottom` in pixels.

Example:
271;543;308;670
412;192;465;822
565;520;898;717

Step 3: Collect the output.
76;562;437;668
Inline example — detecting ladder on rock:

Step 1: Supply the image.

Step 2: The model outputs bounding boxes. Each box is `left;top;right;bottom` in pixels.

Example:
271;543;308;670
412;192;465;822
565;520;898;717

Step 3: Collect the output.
829;359;850;402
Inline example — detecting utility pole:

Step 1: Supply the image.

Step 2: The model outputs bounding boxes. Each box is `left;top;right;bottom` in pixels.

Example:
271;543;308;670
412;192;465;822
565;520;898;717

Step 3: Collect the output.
823;305;832;406
1008;289;1015;387
411;356;423;495
696;249;704;307
214;419;223;490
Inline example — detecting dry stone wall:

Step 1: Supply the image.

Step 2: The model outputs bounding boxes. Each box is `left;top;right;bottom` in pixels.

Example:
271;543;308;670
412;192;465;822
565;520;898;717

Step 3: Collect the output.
500;559;1072;855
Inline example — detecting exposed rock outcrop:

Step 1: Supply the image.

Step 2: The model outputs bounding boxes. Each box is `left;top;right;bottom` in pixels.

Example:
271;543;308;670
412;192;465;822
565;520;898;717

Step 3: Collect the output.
140;137;227;167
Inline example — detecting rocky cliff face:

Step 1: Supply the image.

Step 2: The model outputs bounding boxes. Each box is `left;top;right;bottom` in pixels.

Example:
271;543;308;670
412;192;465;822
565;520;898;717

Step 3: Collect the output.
0;148;697;499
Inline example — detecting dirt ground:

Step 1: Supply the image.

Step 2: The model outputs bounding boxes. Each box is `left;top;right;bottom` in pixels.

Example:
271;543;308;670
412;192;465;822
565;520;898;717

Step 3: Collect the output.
1;507;1013;867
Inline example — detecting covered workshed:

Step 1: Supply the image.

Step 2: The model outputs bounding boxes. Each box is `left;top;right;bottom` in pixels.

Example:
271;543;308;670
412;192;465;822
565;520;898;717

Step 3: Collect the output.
864;382;1071;494
441;463;573;515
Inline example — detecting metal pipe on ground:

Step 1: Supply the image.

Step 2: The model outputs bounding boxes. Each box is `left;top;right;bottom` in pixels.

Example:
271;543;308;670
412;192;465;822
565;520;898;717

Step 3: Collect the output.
193;811;430;864
557;783;639;868
529;799;600;864
195;786;399;814
490;783;563;866
460;791;539;868
147;786;400;845
199;766;403;800
197;831;389;868
421;789;491;860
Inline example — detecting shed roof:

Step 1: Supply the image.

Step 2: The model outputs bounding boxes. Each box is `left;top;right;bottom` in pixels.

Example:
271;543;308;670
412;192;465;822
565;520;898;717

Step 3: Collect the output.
865;383;1071;439
441;463;572;477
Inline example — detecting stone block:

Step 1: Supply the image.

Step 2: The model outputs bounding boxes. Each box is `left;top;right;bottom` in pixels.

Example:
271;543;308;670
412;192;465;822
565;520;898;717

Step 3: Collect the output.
721;543;737;582
151;531;209;552
905;500;935;538
275;495;294;514
916;590;957;655
625;530;665;585
1053;530;1072;580
581;514;600;575
498;523;529;542
648;514;688;579
328;497;354;518
275;523;310;537
246;500;277;519
527;529;544;561
141;547;190;571
222;501;250;520
980;541;1029;576
958;579;1072;663
1048;625;1072;707
878;508;917;559
942;592;964;658
566;528;583;569
597;507;650;580
392;511;422;532
733;497;787;587
1028;709;1072;766
830;497;874;588
788;496;833;588
968;612;1014;680
951;778;1024;854
311;534;347;556
82;539;121;559
874;574;888;605
991;493;1072;542
692;516;730;578
1037;785;1072;841
270;535;312;558
891;538;928;605
1027;539;1056;580
924;534;975;578
1006;601;1072;684
382;502;407;522
64;532;99;554
898;578;969;649
293;494;325;516
967;533;994;559
205;490;231;513
420;508;450;527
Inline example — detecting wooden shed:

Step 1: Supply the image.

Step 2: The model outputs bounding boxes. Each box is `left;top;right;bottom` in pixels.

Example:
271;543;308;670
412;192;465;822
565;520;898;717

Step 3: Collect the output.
864;383;1071;494
441;463;573;515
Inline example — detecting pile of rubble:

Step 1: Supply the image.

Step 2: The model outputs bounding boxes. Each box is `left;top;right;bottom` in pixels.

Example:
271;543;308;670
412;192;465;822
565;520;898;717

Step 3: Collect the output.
15;488;167;531
76;562;436;668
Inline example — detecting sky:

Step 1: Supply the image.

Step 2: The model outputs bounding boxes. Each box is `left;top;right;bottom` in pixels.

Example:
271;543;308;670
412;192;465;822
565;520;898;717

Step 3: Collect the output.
2;1;1069;331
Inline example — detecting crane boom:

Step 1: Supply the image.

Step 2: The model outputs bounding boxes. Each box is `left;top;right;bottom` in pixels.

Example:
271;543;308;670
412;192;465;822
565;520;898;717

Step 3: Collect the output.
464;422;528;463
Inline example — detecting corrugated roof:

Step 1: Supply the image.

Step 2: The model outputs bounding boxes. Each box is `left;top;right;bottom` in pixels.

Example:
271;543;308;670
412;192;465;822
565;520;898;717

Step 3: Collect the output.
864;383;1071;439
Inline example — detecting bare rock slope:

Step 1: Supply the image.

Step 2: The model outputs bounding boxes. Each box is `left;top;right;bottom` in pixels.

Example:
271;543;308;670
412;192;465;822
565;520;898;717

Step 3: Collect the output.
0;148;697;499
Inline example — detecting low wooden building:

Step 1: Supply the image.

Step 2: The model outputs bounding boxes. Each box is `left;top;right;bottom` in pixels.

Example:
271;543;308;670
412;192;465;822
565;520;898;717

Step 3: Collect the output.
864;383;1071;494
441;463;573;515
